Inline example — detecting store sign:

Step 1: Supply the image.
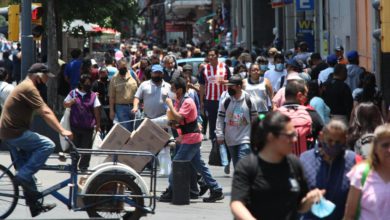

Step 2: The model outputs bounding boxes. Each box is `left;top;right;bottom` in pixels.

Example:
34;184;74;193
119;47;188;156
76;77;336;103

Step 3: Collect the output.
296;0;314;11
297;20;315;51
272;0;293;8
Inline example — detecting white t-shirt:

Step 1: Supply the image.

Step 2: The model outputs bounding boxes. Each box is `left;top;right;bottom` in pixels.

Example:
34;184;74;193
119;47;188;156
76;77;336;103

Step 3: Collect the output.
264;69;287;92
0;82;14;107
64;89;101;108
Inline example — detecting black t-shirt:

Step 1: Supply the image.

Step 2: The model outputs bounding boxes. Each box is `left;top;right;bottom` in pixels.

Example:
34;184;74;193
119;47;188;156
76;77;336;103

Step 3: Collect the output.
322;79;353;117
310;62;328;80
231;153;309;220
92;80;109;106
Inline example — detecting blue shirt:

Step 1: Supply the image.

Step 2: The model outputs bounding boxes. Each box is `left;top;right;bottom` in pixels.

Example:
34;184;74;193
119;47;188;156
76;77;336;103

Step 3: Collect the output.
299;148;357;220
309;97;330;124
64;59;82;89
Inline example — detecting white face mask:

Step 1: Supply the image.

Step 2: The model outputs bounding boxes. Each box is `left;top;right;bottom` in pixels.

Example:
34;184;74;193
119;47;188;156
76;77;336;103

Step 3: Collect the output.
239;72;247;79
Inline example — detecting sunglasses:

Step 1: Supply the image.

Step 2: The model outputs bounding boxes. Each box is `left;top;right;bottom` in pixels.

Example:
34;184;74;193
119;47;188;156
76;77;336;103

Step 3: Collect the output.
279;131;298;139
380;142;390;149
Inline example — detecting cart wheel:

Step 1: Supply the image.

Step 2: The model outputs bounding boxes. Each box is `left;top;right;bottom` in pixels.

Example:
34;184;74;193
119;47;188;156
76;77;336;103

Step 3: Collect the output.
0;164;19;219
84;171;145;220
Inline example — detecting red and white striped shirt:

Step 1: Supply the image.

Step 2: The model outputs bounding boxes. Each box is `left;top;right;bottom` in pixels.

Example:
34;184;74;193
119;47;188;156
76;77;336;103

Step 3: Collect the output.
202;62;229;101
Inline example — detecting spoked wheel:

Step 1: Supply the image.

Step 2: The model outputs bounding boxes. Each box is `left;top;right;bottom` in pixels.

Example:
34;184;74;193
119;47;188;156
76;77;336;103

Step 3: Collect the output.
0;164;19;219
84;171;145;220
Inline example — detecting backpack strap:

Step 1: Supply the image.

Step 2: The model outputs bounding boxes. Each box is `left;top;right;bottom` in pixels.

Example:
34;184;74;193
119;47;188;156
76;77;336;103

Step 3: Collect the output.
223;97;231;112
279;75;285;89
223;94;252;114
248;153;259;184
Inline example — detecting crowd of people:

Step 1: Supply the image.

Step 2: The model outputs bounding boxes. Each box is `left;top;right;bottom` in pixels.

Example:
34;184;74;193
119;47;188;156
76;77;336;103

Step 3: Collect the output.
0;39;389;219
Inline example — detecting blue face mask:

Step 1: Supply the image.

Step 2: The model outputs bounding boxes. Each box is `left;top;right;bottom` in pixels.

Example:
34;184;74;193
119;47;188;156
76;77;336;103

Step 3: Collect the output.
260;65;268;71
275;63;284;71
311;197;336;218
321;142;345;158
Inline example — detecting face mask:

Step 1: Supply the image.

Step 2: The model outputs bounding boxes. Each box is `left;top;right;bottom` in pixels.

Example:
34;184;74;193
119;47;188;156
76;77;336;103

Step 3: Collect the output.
275;63;284;72
311;197;336;218
239;72;247;79
321;142;345;158
151;76;163;83
83;84;91;92
119;68;127;75
260;65;268;71
245;62;251;69
228;88;236;96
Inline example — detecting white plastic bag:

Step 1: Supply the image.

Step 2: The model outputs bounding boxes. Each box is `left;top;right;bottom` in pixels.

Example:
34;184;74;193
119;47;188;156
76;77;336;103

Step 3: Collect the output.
92;131;103;149
158;146;172;176
151;115;169;129
59;108;71;151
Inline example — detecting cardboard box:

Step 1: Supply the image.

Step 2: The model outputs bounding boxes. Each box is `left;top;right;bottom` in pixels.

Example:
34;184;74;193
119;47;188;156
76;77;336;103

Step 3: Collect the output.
100;123;131;150
106;119;171;172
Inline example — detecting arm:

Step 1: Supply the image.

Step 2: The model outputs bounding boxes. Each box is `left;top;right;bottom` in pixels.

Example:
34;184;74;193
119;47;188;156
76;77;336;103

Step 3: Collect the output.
215;100;225;144
132;97;140;113
230;201;256;220
265;78;274;100
38;104;72;137
298;189;326;213
343;186;361;220
94;107;101;132
108;80;116;120
165;98;184;122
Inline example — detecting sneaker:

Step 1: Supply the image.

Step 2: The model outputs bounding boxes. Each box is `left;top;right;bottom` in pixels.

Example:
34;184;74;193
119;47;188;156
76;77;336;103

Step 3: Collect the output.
190;192;199;200
203;190;224;203
159;189;172;203
224;165;230;175
30;202;56;217
199;185;209;197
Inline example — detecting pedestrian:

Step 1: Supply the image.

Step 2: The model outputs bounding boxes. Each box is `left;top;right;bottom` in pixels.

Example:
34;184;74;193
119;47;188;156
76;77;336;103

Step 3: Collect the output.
266;47;278;70
300;120;360;220
0;67;14;108
64;74;101;171
347;102;384;158
344;124;390;220
346;50;364;91
0;50;13;83
309;53;328;80
307;79;330;124
335;46;348;65
322;64;353;124
162;55;181;83
353;73;386;115
233;63;248;79
215;75;258;167
105;55;118;80
231;111;325;220
264;53;287;92
11;44;21;83
136;57;151;82
159;77;224;203
92;67;112;136
109;58;138;131
318;54;337;84
199;47;231;145
0;63;72;217
294;41;311;65
243;62;273;114
278;79;324;155
64;48;82;89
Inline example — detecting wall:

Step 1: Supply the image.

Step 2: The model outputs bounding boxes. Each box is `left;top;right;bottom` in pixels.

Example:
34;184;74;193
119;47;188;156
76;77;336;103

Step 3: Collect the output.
356;0;374;72
252;0;275;48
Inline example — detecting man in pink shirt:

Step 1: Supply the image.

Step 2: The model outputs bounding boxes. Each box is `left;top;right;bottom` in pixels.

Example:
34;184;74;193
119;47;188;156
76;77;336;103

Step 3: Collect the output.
159;77;224;203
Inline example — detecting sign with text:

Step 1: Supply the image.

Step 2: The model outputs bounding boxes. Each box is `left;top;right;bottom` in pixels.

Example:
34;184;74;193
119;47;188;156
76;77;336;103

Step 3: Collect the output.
297;20;314;51
296;0;314;11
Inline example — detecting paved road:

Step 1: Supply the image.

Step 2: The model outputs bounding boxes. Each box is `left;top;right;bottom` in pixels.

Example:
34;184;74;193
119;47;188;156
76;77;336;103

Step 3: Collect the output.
2;139;234;220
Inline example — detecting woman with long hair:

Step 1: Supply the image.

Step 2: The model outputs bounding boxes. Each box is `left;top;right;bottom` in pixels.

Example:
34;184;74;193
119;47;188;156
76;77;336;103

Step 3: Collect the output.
231;111;324;220
347;102;384;157
307;79;330;124
344;124;390;220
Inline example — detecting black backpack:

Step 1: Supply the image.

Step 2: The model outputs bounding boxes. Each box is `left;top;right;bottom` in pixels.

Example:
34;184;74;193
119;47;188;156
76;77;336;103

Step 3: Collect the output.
223;93;252;113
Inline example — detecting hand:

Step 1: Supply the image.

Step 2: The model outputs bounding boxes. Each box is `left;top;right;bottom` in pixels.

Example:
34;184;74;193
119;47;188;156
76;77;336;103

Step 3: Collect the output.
200;102;205;115
198;123;203;131
217;139;224;145
60;129;73;140
165;97;174;108
109;110;115;121
95;126;101;132
303;189;326;206
131;106;138;114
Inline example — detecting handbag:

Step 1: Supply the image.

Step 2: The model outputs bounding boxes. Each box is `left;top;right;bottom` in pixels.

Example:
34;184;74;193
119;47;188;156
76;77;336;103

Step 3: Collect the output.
92;131;103;149
59;108;71;151
208;139;223;166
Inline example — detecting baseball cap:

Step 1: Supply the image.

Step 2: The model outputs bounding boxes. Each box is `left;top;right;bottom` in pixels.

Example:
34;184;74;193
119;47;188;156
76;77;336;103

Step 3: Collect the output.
334;46;344;52
151;64;163;73
286;59;302;69
28;63;55;77
268;47;278;55
225;75;243;86
347;50;359;61
326;54;338;65
183;64;193;71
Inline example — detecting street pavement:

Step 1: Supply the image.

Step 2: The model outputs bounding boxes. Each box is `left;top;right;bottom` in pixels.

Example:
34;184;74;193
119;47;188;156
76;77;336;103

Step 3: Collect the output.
2;139;233;220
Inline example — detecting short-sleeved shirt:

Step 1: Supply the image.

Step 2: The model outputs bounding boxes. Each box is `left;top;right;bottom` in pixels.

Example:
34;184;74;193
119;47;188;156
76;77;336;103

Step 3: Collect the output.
198;62;231;101
264;69;287;92
175;97;202;144
0;78;45;139
347;164;390;220
134;80;171;119
64;89;101;108
231;153;308;220
108;73;138;105
64;58;82;89
107;66;118;80
0;81;14;107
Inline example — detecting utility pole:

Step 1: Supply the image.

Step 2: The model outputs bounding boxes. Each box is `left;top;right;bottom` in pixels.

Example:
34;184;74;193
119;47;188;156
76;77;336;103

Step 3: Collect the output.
21;0;33;79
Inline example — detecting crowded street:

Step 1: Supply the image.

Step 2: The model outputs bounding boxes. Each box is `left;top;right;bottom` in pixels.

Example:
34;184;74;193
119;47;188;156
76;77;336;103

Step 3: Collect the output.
0;0;390;220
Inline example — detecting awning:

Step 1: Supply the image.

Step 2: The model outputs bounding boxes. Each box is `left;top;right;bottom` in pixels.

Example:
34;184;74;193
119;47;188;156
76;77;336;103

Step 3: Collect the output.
195;13;216;25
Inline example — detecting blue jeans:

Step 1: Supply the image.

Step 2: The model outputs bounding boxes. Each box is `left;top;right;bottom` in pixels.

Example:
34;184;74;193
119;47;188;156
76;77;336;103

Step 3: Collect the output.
4;130;55;191
228;143;251;167
115;104;135;132
169;142;221;191
219;144;230;166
